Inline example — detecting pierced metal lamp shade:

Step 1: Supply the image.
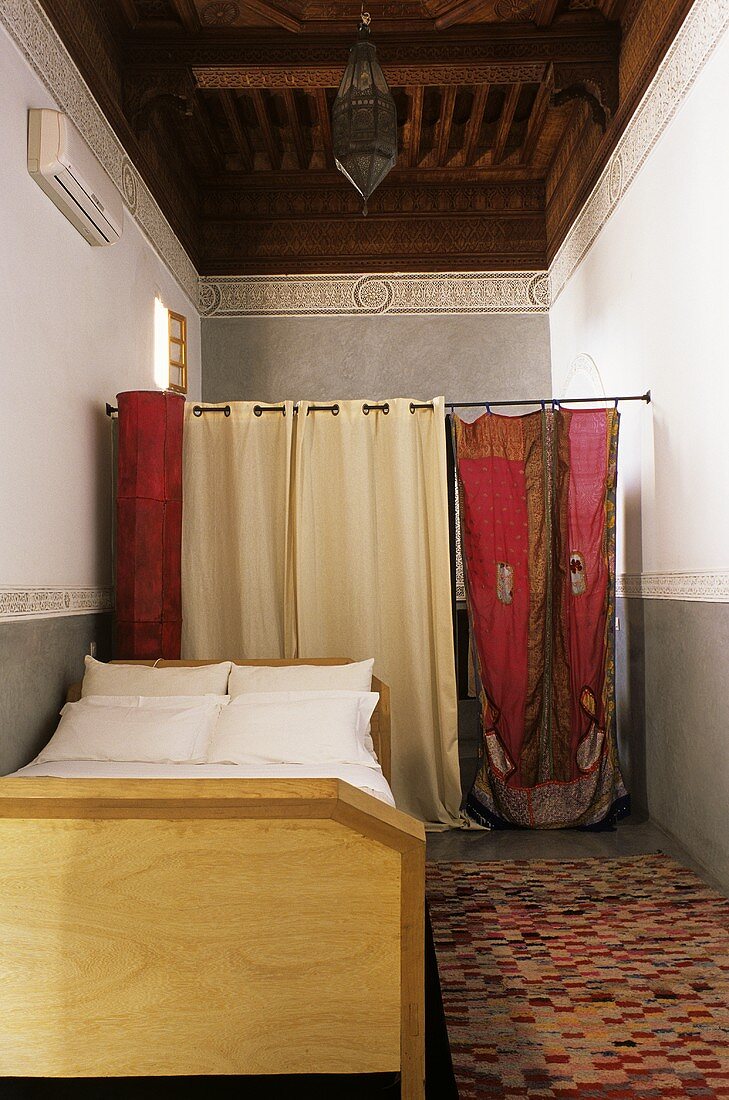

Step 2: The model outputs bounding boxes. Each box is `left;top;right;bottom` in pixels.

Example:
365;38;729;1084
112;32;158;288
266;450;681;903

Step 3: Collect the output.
332;19;397;214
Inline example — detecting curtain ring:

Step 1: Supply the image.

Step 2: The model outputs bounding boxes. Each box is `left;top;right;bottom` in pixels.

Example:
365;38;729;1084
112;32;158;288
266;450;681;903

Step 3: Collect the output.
332;404;340;416
409;402;416;414
540;400;546;413
614;398;619;409
362;403;370;415
193;405;202;417
253;405;262;417
224;405;231;417
485;402;492;416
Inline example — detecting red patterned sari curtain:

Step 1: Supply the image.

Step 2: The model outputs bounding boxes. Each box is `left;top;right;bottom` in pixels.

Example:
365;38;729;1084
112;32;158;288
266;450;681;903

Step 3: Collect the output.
455;407;628;829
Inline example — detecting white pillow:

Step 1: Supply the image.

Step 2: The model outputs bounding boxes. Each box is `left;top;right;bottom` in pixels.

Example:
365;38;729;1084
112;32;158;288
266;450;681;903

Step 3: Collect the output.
228;661;378;753
35;696;225;764
81;656;231;698
206;691;380;768
228;659;374;697
73;694;230;710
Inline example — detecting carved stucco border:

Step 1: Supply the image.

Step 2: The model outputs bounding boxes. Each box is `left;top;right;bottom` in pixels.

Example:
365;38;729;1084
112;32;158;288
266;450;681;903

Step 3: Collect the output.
0;586;114;622
0;0;199;305
199;271;551;318
616;572;729;602
550;0;729;303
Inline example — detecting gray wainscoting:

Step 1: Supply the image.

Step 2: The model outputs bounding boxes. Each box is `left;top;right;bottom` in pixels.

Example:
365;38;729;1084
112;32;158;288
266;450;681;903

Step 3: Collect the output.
615;596;647;817
0;613;112;775
640;599;729;893
202;314;552;403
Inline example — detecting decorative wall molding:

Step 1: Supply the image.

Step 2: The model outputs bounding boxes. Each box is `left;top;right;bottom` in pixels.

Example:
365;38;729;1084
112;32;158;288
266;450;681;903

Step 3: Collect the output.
550;0;729;303
199;271;550;318
0;0;199;306
616;572;729;603
0;587;114;623
561;353;606;399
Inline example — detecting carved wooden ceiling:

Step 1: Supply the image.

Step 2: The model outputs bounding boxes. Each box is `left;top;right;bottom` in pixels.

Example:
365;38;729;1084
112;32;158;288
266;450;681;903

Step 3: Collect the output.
38;0;695;273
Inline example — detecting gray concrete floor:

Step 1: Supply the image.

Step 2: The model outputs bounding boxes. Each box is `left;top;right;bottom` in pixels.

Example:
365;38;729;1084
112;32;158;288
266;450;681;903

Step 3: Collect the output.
427;699;727;897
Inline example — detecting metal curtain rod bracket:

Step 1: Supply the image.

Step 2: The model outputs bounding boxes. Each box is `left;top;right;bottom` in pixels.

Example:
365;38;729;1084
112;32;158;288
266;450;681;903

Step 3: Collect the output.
193;405;231;417
106;403;118;417
409;391;651;412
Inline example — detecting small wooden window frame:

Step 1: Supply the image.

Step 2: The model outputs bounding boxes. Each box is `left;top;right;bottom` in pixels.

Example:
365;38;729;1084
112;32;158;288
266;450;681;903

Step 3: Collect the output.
167;310;187;394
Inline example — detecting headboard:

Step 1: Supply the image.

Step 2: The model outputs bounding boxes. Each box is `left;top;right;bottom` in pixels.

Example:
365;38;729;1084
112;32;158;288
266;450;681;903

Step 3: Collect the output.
67;658;392;785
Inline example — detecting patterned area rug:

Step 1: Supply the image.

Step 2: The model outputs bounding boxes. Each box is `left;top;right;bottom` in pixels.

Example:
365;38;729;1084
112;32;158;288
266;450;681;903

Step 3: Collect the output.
426;855;729;1099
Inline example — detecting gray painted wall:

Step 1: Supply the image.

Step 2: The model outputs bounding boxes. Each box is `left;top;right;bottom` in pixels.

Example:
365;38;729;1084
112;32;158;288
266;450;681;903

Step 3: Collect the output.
0;614;111;775
616;596;729;893
615;596;647;818
202;314;552;403
640;600;729;892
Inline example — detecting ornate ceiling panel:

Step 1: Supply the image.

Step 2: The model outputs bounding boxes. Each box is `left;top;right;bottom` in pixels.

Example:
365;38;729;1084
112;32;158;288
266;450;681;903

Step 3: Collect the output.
36;0;696;273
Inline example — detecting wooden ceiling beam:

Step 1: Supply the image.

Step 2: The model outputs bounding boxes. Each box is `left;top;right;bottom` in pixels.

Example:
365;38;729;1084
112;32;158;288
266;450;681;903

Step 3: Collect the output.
194;92;226;172
251;89;282;170
435;86;457;167
405;85;424;168
600;0;627;18
125;24;620;88
239;0;304;34
116;0;139;30
194;61;542;89
283;90;309;169
220;90;253;172
434;0;493;32
462;83;488;166
492;82;521;165
315;89;334;169
168;0;201;32
533;0;561;27
520;75;551;165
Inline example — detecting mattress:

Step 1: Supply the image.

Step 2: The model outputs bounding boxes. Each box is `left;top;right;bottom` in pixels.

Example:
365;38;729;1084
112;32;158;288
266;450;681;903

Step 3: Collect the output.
8;759;396;807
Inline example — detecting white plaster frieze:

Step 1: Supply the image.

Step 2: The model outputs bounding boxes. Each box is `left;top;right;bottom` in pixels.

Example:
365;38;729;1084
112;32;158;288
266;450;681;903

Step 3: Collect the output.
199;271;551;318
0;586;114;622
616;572;729;603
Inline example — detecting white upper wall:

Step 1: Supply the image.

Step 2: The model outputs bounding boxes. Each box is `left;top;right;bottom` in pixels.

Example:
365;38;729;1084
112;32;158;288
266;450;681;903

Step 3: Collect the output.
0;22;201;589
550;19;729;576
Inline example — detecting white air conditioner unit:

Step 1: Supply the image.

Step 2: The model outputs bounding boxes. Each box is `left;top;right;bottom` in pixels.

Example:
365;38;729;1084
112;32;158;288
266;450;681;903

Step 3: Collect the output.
27;109;123;246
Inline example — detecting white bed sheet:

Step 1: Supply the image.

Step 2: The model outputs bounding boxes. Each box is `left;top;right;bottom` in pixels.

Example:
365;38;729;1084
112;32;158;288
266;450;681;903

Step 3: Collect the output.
8;759;396;807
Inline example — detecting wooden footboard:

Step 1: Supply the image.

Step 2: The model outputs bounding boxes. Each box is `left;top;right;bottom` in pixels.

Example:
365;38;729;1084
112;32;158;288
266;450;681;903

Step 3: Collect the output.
0;778;425;1098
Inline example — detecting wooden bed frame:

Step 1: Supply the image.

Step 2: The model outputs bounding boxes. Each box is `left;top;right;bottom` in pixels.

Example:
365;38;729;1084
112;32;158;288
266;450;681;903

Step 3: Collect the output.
0;659;425;1097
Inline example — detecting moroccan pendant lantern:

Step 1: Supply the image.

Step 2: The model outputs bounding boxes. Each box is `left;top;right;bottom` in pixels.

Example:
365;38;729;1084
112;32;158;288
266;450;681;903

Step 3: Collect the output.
332;10;398;215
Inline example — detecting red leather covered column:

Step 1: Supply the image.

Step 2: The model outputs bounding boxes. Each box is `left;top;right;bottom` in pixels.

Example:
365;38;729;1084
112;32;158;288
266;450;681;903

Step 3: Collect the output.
115;390;184;659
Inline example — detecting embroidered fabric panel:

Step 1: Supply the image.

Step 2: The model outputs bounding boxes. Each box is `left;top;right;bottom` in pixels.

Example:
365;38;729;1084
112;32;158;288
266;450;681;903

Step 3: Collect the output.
454;408;628;829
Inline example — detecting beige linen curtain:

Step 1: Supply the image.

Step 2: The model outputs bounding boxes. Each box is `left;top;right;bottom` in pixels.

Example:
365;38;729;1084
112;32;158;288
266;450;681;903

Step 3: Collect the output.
293;398;461;825
181;402;296;659
180;396;461;824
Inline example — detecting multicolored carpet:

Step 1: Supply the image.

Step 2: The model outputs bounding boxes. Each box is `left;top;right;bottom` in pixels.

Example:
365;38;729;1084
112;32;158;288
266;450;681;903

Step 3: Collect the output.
426;855;729;1099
